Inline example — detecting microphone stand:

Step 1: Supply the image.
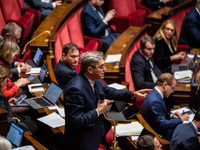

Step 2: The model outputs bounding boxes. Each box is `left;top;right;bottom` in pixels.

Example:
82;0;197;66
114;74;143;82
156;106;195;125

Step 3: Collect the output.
20;30;53;59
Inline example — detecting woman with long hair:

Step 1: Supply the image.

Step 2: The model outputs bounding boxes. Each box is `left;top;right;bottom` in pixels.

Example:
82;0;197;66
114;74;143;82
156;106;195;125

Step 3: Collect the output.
153;20;186;73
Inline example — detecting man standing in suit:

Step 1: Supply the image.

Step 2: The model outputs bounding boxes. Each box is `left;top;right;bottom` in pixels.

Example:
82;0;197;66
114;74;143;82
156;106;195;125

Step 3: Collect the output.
179;0;200;50
170;110;200;150
0;22;31;81
24;0;62;21
131;36;162;90
64;51;151;150
54;43;79;89
81;0;120;53
141;73;189;141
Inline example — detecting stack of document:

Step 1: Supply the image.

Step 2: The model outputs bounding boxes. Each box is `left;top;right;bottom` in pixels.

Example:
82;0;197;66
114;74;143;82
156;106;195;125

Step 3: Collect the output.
113;121;143;137
174;70;193;83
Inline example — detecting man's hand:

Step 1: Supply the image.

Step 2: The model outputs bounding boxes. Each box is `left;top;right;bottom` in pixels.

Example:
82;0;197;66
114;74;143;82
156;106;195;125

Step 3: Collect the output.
13;117;20;123
97;100;108;115
164;0;174;4
16;62;32;73
134;89;152;99
181;113;190;121
55;0;62;7
172;111;182;118
103;9;116;23
15;78;30;87
8;98;17;106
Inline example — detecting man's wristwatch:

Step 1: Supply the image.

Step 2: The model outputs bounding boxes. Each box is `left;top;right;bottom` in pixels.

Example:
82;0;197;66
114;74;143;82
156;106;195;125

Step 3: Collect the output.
131;91;135;99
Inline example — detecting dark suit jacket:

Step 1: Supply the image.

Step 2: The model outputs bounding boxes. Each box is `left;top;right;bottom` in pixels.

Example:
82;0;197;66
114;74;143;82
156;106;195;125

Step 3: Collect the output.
141;0;165;10
54;60;77;89
24;0;53;20
140;88;182;141
64;72;134;150
179;7;200;50
170;122;200;150
153;38;175;73
130;49;162;90
81;2;119;53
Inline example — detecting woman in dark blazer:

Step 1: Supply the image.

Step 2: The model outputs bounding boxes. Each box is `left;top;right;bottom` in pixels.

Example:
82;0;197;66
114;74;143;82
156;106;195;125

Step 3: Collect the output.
153;20;186;73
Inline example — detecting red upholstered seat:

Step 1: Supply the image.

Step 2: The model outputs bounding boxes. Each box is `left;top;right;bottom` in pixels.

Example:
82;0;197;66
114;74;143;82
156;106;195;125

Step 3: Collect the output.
125;39;145;109
0;8;6;32
109;0;150;33
0;0;40;47
170;10;190;53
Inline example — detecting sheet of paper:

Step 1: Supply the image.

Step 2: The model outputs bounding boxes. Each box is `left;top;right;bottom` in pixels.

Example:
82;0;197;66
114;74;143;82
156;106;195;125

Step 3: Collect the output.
131;135;139;141
174;70;192;80
187;53;200;59
113;121;143;137
48;105;59;110
12;145;35;150
108;83;126;90
26;68;41;74
37;112;65;128
170;107;191;114
57;108;65;117
105;54;122;63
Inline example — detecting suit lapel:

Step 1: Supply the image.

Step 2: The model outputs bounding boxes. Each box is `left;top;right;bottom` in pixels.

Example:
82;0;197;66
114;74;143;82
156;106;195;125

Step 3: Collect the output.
80;73;99;104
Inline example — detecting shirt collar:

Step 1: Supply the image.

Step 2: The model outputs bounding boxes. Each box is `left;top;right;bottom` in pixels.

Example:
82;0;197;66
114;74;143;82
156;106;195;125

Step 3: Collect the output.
155;87;164;99
139;49;149;61
84;73;95;87
196;7;200;16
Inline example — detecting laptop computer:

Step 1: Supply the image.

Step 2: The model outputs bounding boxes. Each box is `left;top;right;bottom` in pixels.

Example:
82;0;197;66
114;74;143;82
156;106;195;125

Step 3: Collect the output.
171;53;198;73
32;63;48;84
26;47;43;67
25;82;63;109
7;123;25;148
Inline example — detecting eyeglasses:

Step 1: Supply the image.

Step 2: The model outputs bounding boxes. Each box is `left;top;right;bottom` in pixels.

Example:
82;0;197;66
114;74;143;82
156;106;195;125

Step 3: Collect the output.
93;64;106;69
167;83;175;91
67;55;79;59
164;27;175;33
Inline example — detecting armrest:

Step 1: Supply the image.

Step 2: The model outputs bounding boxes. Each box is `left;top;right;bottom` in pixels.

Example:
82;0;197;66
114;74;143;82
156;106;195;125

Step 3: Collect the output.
111;16;132;33
110;25;116;32
83;36;103;51
21;7;41;26
177;44;189;53
136;4;152;15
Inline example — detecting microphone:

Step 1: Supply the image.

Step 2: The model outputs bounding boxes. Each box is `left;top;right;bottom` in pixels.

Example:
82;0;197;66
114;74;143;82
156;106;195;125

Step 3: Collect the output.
100;92;106;103
20;30;52;59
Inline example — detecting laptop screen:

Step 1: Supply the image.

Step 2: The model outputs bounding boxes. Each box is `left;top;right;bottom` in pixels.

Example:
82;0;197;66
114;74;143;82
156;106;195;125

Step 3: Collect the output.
33;48;43;66
38;63;48;82
43;82;63;104
7;123;24;147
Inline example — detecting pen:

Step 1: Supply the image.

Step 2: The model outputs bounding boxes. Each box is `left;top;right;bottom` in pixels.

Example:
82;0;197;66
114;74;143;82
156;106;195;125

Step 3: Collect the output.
182;110;186;115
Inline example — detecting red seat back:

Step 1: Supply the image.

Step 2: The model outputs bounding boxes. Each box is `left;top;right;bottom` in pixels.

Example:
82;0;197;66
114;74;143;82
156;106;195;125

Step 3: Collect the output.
0;0;22;21
125;39;141;91
67;8;85;48
110;0;137;16
55;23;71;65
0;8;6;32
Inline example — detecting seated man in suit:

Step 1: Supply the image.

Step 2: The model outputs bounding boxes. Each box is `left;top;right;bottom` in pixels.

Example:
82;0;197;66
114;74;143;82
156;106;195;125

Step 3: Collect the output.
24;0;62;21
137;134;162;150
131;36;162;90
0;22;31;81
170;110;200;150
64;51;151;150
54;43;80;89
81;0;120;53
141;73;189;141
179;0;200;50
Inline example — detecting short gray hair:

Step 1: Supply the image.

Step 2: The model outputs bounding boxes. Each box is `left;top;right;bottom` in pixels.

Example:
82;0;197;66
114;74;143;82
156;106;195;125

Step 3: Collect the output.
1;22;22;37
81;51;104;73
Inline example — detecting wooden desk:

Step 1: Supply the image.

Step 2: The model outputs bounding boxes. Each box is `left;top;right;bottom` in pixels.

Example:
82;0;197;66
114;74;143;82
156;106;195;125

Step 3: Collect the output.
146;0;195;36
191;48;200;55
30;0;86;57
104;25;150;84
